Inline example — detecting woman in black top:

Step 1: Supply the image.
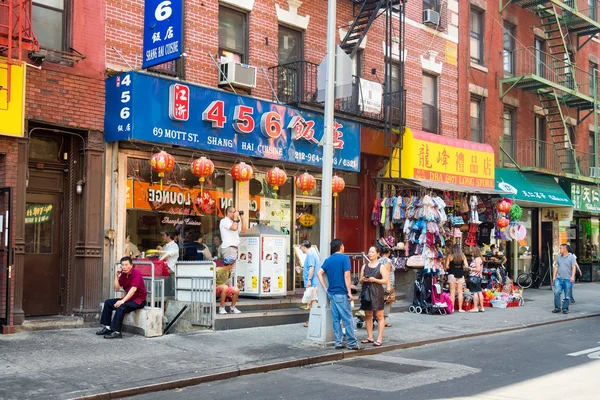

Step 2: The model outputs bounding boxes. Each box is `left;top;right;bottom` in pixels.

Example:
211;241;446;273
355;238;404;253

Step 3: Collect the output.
359;245;389;346
445;244;468;312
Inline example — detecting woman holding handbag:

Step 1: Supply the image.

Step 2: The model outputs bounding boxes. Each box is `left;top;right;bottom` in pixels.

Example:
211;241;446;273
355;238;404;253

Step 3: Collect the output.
468;247;485;312
359;245;389;346
444;244;469;313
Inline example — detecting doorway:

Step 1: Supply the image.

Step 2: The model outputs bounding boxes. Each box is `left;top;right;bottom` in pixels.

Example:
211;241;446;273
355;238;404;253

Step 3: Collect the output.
23;193;62;316
540;221;553;285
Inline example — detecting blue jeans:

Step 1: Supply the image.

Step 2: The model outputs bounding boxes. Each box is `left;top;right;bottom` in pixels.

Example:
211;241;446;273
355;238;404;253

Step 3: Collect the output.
328;293;357;348
553;278;573;311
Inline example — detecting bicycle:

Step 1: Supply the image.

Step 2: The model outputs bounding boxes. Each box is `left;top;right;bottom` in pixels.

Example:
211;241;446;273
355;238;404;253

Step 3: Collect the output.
516;256;550;289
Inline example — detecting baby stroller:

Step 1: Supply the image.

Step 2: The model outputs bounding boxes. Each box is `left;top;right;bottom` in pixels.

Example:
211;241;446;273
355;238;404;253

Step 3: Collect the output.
408;272;448;315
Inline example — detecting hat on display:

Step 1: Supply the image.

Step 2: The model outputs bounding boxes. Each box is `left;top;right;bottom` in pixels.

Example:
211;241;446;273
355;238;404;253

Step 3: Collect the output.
223;256;237;265
385;236;396;248
394;242;405;251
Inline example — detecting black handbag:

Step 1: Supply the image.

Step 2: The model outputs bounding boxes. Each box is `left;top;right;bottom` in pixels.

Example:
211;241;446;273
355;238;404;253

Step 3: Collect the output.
360;287;371;303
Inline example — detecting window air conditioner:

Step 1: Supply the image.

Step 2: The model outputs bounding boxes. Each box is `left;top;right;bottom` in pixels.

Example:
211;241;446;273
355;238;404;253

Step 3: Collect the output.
218;62;257;89
590;167;600;178
423;9;441;27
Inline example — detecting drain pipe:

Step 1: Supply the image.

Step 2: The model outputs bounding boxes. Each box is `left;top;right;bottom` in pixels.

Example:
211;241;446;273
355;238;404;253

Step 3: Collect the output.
108;142;118;299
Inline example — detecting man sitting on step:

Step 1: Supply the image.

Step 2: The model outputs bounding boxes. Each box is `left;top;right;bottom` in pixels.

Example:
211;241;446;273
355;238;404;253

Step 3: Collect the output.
217;256;242;315
96;256;148;339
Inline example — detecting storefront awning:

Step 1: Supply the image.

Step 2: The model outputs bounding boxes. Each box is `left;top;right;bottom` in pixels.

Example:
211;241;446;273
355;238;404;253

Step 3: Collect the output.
495;168;573;207
408;179;504;195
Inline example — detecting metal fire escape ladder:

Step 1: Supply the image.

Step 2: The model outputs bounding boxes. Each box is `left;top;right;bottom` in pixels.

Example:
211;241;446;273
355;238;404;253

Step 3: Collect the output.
340;0;386;58
537;89;581;175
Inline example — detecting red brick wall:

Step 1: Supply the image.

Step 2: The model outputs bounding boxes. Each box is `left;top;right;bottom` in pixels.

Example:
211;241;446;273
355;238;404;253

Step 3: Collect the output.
0;137;19;326
459;0;600;165
25;0;106;131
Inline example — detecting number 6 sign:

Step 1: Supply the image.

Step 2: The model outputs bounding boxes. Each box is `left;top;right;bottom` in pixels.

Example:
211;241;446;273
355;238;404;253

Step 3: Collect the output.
142;0;183;69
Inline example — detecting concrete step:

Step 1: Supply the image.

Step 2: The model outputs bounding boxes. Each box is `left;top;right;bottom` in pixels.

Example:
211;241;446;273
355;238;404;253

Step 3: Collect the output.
18;316;85;332
233;297;305;312
214;307;309;330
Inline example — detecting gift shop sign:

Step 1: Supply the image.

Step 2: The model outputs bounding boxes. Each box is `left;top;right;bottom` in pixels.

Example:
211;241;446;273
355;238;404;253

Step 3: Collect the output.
400;127;495;188
570;183;600;213
142;0;183;69
105;72;360;172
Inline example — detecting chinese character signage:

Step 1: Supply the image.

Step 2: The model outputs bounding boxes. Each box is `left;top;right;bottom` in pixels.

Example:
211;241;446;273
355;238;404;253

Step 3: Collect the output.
541;208;573;222
142;0;183;69
399;127;495;188
105;72;360;172
570;183;600;213
25;204;53;224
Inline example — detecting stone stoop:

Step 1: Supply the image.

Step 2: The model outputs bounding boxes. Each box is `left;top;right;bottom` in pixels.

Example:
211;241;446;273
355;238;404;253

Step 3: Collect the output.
121;307;164;338
18;316;85;332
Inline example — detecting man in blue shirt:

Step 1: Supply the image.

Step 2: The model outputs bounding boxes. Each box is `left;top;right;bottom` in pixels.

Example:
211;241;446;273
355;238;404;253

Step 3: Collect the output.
301;241;320;324
317;239;360;350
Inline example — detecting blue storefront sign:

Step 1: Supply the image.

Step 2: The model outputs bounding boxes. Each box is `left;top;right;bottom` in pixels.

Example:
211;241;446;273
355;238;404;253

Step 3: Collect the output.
105;72;361;172
142;0;183;69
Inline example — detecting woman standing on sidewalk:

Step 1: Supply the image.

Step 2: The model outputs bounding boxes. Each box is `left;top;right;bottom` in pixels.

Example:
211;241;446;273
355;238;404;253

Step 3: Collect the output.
468;247;485;313
445;244;468;313
359;245;389;346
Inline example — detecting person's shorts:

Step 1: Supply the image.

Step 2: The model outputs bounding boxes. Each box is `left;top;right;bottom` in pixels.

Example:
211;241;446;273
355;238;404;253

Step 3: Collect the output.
447;274;465;284
216;285;235;301
468;279;482;293
221;246;238;260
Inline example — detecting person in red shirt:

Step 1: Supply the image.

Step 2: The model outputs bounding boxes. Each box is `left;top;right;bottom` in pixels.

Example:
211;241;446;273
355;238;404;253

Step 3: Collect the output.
97;256;148;339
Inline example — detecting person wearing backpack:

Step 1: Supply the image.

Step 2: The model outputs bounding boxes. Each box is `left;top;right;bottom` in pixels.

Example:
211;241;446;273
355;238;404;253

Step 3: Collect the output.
359;245;389;347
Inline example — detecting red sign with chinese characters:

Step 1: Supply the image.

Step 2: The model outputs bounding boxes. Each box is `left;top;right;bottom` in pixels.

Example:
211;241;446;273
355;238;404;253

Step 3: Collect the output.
169;84;190;121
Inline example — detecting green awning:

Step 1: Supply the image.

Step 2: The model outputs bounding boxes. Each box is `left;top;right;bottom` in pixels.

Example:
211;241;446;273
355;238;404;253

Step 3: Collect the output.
495;169;573;207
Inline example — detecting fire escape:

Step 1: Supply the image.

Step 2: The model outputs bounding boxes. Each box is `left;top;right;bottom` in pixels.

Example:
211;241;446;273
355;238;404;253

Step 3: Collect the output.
500;0;600;180
0;0;38;104
268;0;406;147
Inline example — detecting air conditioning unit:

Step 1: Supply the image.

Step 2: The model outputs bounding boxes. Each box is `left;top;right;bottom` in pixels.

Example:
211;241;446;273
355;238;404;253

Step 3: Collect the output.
423;9;441;27
590;167;600;178
218;62;257;89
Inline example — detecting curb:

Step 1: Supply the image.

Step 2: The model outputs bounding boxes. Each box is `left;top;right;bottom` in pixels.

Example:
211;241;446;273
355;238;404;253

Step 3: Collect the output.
74;312;600;400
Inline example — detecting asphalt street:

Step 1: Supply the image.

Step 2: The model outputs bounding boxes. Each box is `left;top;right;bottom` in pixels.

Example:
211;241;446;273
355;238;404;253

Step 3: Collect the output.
124;316;600;400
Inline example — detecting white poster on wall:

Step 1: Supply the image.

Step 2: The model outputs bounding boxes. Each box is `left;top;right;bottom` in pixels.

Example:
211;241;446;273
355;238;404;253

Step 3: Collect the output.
236;236;260;294
358;78;383;114
261;235;287;295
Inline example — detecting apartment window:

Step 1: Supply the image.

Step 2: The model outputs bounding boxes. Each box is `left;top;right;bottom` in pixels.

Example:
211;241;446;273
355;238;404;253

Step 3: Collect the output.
590;62;598;96
503;108;515;161
567;125;577;173
219;7;248;63
534;38;545;77
589;0;598;21
503;23;515;75
423;0;441;12
32;0;68;50
422;73;439;134
278;26;303;65
564;52;575;89
470;9;483;65
470;97;484;143
590;132;596;156
535;116;546;168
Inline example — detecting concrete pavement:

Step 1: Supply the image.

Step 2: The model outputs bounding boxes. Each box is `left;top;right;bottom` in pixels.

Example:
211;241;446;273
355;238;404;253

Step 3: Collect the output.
0;283;599;400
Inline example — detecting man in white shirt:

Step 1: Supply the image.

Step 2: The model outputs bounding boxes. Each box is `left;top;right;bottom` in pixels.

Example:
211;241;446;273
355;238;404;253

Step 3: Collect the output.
219;206;243;260
159;231;179;272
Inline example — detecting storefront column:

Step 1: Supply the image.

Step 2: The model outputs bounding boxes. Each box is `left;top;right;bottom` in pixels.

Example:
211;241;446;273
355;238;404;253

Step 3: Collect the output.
73;131;104;320
11;139;28;326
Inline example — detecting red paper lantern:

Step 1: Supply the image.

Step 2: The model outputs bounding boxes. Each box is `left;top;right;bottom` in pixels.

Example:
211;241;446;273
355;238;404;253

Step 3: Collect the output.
497;200;511;214
151;151;175;189
190;157;214;195
231;162;253;183
332;175;345;197
497;217;509;229
295;172;316;195
266;167;287;191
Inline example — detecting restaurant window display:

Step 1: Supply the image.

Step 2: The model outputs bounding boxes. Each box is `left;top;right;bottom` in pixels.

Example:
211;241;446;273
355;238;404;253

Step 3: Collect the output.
125;157;235;259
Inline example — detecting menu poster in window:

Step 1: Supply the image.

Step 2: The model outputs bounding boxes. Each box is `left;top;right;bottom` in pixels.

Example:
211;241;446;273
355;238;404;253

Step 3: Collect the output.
236;236;260;294
261;236;286;295
261;198;291;235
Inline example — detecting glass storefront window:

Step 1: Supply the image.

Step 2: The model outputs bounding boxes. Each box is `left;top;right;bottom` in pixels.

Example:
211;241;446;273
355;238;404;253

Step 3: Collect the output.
24;203;54;254
125;157;234;260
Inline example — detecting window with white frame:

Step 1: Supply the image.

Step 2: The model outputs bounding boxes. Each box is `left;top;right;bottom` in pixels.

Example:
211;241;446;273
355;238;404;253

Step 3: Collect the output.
470;8;483;65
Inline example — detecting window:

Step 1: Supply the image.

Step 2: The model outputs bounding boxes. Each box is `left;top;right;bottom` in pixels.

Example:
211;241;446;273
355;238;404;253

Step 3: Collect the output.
590;62;598;97
470;9;483;65
535;116;546;168
503;108;515;161
422;73;439;134
470;98;484;143
351;49;363;78
219;7;248;63
503;23;515;75
534;38;545;77
278;26;303;65
277;26;304;104
590;132;595;156
32;0;68;50
567;125;577;173
423;0;441;12
564;52;575;89
384;61;402;122
589;0;597;21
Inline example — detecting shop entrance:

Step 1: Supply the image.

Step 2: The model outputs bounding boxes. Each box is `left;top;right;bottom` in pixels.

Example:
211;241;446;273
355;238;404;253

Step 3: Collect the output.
23;193;62;316
540;221;554;285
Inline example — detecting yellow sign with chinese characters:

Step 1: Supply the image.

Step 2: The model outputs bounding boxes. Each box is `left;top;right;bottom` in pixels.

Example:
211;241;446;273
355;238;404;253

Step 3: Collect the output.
0;59;26;137
387;127;495;188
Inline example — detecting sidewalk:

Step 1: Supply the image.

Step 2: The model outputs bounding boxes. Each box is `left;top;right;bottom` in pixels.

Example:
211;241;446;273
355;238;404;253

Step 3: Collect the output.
1;283;599;400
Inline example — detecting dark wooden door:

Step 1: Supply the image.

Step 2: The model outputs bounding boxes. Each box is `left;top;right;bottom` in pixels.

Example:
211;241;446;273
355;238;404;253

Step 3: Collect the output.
23;193;62;316
336;188;361;253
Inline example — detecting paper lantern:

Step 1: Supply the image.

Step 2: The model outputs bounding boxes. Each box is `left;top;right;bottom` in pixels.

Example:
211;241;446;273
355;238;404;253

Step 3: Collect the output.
151;151;175;189
496;217;509;229
231;162;253;183
497;200;511;214
190;157;214;195
295;172;316;195
332;175;345;208
266;167;287;191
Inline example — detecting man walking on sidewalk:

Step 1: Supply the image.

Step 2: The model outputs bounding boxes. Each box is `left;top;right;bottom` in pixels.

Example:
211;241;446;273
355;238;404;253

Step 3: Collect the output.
317;239;360;350
97;256;147;339
552;244;577;314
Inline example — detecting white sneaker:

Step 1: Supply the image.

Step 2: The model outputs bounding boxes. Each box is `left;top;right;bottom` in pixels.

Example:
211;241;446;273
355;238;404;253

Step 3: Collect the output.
229;306;241;314
218;306;227;314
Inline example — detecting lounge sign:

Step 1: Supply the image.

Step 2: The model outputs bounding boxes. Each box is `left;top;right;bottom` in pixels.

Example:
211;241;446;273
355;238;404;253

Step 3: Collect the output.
105;72;361;172
400;128;495;188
